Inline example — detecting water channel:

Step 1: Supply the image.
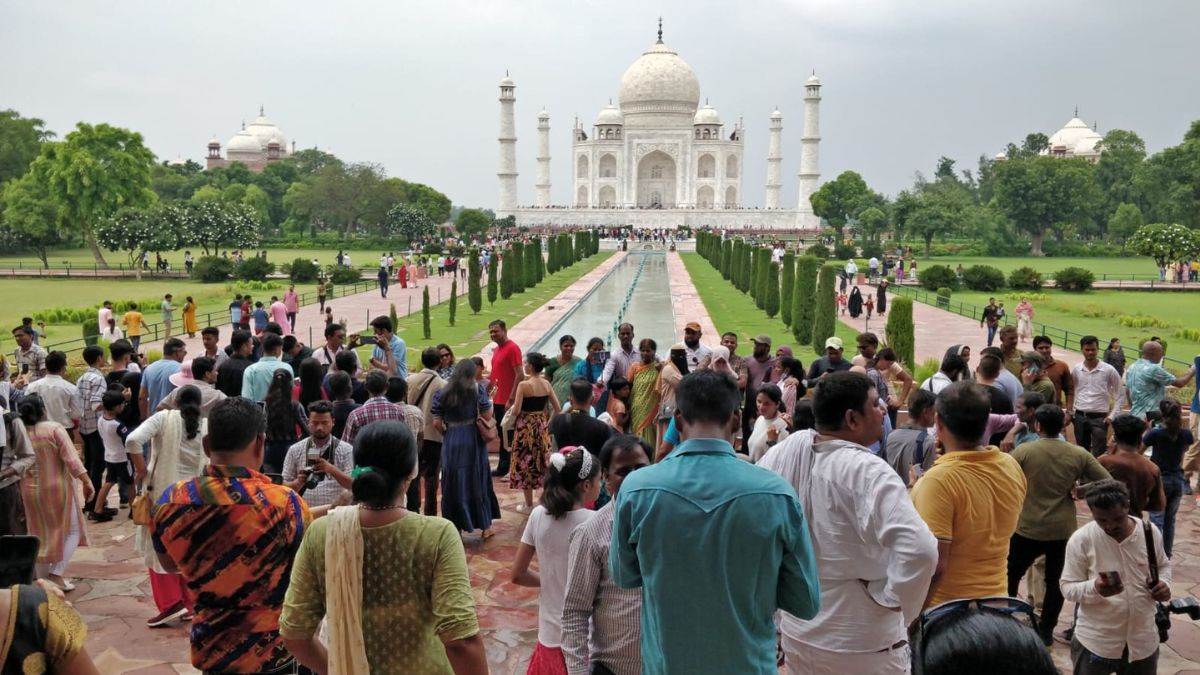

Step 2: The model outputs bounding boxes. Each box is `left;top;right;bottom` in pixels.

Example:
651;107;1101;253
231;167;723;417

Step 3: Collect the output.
528;251;677;357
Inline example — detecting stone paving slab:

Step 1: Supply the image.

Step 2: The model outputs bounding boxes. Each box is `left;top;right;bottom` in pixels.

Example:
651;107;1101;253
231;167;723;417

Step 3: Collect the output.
667;251;719;342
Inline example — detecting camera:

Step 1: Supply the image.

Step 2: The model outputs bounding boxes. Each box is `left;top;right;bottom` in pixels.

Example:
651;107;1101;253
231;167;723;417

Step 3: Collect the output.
303;463;325;492
1155;596;1200;642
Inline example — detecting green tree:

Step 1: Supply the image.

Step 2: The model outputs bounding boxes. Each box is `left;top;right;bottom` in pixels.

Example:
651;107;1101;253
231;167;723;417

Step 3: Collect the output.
810;170;869;238
403;181;452;224
1128;223;1200;268
991;155;1100;255
422;286;431;339
765;261;781;318
741;242;752;292
96;205;182;279
754;248;769;309
524;239;540;287
181;200;260;255
855;206;888;245
467;248;482;314
385;203;436;242
454;207;493;238
1133;122;1200;229
33;122;157;266
884;297;916;370
1108;203;1145;244
500;246;514;299
721;238;733;279
0;109;53;186
780;253;796;326
486;252;498;305
449;278;458;326
546;235;559;273
792;256;821;345
1095;129;1146;222
894;183;971;256
810;264;839;355
512;241;526;292
1;171;64;268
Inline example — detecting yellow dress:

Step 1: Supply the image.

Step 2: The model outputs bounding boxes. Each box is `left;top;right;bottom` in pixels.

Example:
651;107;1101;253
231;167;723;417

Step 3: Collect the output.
0;583;88;673
183;301;198;334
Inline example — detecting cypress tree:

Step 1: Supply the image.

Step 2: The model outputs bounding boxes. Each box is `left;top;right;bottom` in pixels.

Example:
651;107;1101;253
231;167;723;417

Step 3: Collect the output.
780;252;796;326
730;240;741;288
721;239;733;279
740;242;751;292
512;241;526;292
765;261;781;318
389;303;398;331
810;263;839;356
564;234;574;264
486;251;498;305
751;248;762;304
756;248;770;309
468;248;482;314
793;256;821;344
885;296;916;370
538;238;547;279
525;240;540;287
546;237;557;274
421;286;431;339
500;246;513;299
449;278;458;326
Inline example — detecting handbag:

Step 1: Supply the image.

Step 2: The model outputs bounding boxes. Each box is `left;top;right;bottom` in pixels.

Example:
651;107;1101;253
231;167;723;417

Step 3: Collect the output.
131;490;154;526
476;403;501;452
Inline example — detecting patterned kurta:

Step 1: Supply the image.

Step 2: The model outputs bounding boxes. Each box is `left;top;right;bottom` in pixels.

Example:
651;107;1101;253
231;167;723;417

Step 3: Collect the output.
20;421;89;563
152;465;311;673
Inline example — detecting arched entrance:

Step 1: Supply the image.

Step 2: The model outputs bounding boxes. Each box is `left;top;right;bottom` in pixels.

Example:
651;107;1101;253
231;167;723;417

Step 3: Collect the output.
696;185;714;208
724;186;738;208
598;185;616;207
636;151;676;208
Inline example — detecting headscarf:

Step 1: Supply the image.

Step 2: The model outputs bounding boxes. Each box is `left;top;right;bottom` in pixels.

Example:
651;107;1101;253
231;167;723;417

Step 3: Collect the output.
942;345;972;381
709;346;734;376
776;346;794;360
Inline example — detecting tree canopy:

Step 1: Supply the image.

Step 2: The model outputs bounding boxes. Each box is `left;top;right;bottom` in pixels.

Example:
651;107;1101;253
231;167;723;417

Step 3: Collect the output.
810;170;870;237
0;109;53;186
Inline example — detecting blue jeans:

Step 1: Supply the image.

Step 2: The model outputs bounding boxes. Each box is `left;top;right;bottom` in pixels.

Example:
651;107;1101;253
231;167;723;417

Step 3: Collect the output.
986;324;998;346
1150;472;1184;556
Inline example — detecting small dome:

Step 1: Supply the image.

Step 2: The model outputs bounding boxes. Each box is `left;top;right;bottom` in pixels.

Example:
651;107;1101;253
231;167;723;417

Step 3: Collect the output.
595;103;624;126
1047;116;1102;157
168;156;186;166
227;128;261;154
805;73;821;86
499;74;514;87
693;104;722;126
538;108;550;120
618;40;700;116
207;136;221;146
246;112;286;150
770;109;783;120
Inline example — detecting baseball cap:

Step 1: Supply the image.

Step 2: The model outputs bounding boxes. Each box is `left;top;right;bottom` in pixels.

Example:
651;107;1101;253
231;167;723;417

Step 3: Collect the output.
752;334;772;347
1020;351;1044;366
824;337;844;350
684;321;702;331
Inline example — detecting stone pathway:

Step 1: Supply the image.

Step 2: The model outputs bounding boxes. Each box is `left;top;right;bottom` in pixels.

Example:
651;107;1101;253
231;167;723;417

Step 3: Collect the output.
667;251;719;341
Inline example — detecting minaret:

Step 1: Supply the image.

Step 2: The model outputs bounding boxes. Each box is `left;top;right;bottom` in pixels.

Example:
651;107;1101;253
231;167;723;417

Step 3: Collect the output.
535;108;551;207
798;73;822;228
765;109;783;209
498;72;518;214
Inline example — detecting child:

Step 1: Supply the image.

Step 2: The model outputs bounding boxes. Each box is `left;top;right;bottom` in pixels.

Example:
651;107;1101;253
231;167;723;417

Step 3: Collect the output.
836;292;848;316
90;390;144;522
323;306;334;327
252;301;269;335
864;294;875;320
510;447;601;674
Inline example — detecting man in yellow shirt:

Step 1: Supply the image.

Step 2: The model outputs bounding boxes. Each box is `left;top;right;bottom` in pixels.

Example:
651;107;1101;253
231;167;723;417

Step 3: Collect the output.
121;305;145;351
911;381;1027;608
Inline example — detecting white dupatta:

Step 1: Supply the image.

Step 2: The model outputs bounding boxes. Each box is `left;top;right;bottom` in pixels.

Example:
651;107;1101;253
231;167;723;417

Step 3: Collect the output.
324;506;370;675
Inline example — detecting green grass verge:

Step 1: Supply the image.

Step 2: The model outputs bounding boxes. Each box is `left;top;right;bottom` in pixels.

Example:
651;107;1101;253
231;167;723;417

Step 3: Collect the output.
680;253;858;359
913;256;1158;279
353;253;613;371
0;246;401;271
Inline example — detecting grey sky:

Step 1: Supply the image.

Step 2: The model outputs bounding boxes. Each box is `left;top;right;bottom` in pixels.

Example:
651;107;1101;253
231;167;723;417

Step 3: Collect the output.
2;1;1197;209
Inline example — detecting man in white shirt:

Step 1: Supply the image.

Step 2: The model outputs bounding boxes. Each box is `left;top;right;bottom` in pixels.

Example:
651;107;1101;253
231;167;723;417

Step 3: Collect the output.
600;323;637;386
844;258;858;280
1061;479;1170;675
1067;335;1124;457
25;351;81;437
868;256;880;281
759;371;938;674
311;323;359;373
681;321;711;371
282;401;353;508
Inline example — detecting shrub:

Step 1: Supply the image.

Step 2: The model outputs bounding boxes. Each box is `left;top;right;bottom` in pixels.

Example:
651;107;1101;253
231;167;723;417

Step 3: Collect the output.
82;318;100;346
833;242;857;260
810;264;839;355
792;256;821;345
936;286;952;308
449;279;458;326
765;262;780;318
329;266;362;285
1054;266;1095;292
422;286;431;339
780;253;796;326
962;265;1006;291
859;242;884;259
288;257;320;283
193;256;235;283
1007;266;1043;291
1175;328;1200;342
1119;315;1168;329
236;256;275;281
912;357;941;389
423;242;444;255
806;243;831;260
884;296;915;370
918;264;958;291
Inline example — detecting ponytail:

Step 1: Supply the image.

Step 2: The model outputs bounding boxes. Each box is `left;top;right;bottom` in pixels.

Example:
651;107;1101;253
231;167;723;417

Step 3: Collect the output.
539;446;599;518
176;385;202;440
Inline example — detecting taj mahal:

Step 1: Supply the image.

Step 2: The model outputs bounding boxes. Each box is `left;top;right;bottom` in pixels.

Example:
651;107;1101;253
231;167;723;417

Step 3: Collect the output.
496;21;822;231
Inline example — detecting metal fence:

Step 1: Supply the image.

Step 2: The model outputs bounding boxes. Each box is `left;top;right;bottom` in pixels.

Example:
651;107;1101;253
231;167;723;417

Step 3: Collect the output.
889;284;1192;371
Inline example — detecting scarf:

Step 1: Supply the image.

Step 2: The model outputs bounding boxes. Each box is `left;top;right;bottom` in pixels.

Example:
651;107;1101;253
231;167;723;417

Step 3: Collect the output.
325;506;369;675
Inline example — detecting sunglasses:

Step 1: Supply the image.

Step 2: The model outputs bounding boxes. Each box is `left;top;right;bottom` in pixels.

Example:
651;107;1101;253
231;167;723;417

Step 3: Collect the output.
913;597;1037;673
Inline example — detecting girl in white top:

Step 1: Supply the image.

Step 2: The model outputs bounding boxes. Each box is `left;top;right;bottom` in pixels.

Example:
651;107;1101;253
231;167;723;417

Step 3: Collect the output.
511;446;602;674
749;384;790;463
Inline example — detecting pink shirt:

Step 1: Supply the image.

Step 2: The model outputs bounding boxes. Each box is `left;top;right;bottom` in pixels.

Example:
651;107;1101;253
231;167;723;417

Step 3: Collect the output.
283;291;299;313
270;301;291;334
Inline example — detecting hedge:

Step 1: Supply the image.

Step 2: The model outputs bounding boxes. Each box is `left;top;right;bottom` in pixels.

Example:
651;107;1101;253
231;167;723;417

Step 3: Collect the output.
918;264;959;291
792;256;821;345
1007;266;1043;291
884;296;915;370
780;253;796;326
810;263;839;355
962;264;1005;291
1054;266;1095;292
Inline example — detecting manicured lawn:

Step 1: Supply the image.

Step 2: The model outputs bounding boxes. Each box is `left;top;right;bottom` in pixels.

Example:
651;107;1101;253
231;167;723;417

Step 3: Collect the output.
361;253;613;371
680;253;859;360
915;256;1158;280
0;246;393;271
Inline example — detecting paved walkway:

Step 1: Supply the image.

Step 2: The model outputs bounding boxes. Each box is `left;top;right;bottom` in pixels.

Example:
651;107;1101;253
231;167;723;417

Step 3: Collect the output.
667;251;719;340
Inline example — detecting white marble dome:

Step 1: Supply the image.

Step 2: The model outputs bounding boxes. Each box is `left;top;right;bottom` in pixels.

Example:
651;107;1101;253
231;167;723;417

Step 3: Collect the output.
770;108;783;120
618;40;700;115
1048;117;1102;156
595;103;624;126
806;73;821;86
694;104;721;126
246;112;286;150
227;128;261;153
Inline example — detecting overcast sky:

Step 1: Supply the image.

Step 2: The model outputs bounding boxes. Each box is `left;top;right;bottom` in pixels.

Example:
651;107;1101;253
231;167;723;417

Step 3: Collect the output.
2;1;1197;209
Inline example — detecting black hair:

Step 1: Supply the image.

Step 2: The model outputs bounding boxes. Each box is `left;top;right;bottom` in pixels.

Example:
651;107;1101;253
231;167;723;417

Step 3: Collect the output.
44;351;66;374
351;420;417;508
1079;335;1099;349
585;336;604;351
934;381;992;444
638;338;658;353
120;370;140;390
939;354;968;380
201;326;220;338
876;347;897;364
489;319;507;329
1017;391;1045;411
17;394;45;427
908;388;937;419
297;358;324;407
812;371;873;431
421;347;441;370
979;346;1003;359
792;398;815;430
364;370;389;396
328;371;353;400
756;383;783;407
609;375;631;399
1110;414;1146;447
1160;397;1182;420
977;354;1002;379
526;351;549;374
676;370;740;425
207;395;266;454
109;340;134;362
82;345;104;366
176;385;202;440
778;356;805;381
1033;403;1065;437
307;399;334;416
265;370;299;439
440;359;479;410
558;334;577;347
335;350;358;375
369;315;394;333
598;434;651;472
569;378;593;405
856;332;879;348
1032;335;1052;348
282;335;298;353
540;447;600;518
11;326;32;337
262;333;283;353
919;606;1057;675
162;338;185;357
230;329;252;351
385;376;408;404
324;322;346;339
101;390;126;412
191;356;215;381
1085;478;1131;511
1107;337;1121;349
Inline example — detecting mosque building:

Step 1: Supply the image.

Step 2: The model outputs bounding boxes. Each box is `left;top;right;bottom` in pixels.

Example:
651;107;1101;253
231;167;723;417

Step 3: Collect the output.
205;107;294;172
498;21;822;230
994;109;1105;163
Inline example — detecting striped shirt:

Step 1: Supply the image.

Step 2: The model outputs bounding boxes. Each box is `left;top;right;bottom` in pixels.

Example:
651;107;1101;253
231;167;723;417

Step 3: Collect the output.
562;502;642;675
342;396;405;444
75;368;107;435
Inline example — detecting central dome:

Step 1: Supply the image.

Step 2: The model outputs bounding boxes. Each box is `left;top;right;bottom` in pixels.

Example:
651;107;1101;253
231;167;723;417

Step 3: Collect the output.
618;40;700;117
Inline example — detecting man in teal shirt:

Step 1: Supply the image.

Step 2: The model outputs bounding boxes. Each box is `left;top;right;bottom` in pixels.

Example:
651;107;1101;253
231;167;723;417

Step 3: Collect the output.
240;333;294;402
610;369;820;674
1124;340;1194;419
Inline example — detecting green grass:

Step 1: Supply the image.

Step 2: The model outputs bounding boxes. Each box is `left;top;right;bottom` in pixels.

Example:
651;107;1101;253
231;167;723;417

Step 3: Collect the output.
0;246;396;270
914;256;1158;279
680;253;858;358
360;253;613;371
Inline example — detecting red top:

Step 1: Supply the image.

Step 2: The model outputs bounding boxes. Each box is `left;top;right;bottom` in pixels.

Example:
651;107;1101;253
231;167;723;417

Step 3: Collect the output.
491;339;523;405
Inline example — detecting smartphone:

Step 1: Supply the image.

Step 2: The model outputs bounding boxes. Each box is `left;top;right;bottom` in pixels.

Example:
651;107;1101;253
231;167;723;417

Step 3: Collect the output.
592;350;610;365
1099;571;1122;586
20;364;28;375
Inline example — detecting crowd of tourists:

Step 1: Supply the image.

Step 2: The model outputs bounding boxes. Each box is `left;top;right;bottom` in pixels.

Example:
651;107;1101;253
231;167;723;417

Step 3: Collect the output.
0;296;1195;673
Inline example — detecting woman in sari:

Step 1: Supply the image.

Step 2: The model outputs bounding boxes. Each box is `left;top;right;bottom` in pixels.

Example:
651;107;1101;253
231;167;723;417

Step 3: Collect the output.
126;385;206;627
547;335;583;407
397;259;409;288
18;394;93;590
626;338;662;449
182;296;198;338
1015;297;1034;343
